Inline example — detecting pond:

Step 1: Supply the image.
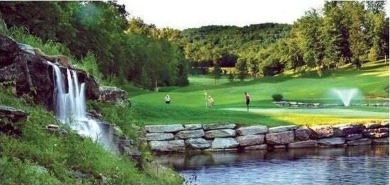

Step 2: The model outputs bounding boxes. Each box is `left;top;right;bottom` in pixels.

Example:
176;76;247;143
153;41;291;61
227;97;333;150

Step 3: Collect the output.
156;145;388;185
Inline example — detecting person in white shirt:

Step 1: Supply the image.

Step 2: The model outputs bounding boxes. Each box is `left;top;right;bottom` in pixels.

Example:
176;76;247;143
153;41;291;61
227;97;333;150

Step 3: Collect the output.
165;94;171;104
207;96;214;107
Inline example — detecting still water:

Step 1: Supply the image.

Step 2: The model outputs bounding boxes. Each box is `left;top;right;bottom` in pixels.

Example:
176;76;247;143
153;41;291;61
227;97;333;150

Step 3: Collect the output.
156;145;389;185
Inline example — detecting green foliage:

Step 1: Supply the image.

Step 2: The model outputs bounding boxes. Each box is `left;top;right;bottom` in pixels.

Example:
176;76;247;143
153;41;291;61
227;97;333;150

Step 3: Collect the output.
235;58;248;81
0;18;9;35
212;62;222;85
0;91;183;184
88;101;139;139
78;52;103;83
180;23;291;66
179;2;388;78
272;94;284;102
0;1;188;90
0;157;62;185
368;45;379;62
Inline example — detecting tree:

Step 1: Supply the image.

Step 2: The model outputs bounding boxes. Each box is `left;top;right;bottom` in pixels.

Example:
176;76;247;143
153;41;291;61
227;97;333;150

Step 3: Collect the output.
248;57;260;79
295;9;326;76
323;1;352;66
235;58;248;81
368;45;379;62
212;62;222;85
345;2;368;70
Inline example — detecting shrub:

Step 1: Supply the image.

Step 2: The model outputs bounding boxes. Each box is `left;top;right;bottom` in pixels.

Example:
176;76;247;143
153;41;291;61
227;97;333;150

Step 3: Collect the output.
78;52;103;83
272;94;283;101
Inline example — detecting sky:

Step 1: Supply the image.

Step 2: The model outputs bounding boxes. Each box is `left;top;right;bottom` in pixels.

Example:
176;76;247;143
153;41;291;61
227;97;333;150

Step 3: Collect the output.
117;0;326;30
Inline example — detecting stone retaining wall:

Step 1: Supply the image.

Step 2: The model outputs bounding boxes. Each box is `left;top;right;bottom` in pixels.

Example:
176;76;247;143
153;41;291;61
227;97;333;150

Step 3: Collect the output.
144;121;389;152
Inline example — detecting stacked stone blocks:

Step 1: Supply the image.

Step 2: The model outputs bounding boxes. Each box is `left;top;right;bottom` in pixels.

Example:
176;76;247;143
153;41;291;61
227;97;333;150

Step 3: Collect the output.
145;121;389;152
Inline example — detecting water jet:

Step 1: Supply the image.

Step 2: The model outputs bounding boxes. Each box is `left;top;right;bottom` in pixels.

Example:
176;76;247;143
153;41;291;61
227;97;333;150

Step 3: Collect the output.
331;88;361;107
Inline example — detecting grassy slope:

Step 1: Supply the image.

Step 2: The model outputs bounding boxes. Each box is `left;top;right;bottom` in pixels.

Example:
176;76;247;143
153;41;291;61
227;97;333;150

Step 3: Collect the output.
130;62;389;126
0;91;182;184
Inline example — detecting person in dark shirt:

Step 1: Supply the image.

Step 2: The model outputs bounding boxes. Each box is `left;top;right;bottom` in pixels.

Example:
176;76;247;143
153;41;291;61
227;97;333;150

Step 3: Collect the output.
244;92;251;111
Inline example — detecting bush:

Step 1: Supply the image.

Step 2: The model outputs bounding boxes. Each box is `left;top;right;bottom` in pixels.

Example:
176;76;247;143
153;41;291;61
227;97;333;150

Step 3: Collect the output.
272;94;283;101
78;52;103;83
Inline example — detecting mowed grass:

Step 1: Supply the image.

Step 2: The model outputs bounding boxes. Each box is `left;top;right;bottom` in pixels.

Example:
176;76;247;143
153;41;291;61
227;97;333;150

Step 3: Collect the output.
129;62;389;126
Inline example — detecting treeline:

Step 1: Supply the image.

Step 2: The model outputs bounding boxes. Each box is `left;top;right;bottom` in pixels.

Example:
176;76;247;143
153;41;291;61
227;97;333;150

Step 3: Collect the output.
0;1;189;90
180;1;389;78
180;23;291;72
1;1;387;85
256;1;389;77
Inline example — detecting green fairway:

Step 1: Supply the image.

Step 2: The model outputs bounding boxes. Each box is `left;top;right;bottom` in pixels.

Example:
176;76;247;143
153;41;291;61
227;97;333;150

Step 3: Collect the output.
129;62;389;126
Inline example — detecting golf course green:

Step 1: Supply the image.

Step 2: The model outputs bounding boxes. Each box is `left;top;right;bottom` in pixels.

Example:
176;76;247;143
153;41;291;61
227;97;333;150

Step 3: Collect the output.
128;62;389;126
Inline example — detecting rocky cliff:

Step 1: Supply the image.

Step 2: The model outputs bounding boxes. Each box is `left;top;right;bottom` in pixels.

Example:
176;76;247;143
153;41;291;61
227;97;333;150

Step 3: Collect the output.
0;34;99;111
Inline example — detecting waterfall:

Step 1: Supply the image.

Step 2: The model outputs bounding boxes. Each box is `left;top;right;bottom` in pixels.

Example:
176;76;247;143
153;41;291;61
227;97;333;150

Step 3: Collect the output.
49;62;116;152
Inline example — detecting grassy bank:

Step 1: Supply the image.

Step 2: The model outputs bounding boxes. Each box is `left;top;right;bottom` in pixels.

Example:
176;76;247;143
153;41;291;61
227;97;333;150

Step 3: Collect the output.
130;62;389;126
0;91;182;184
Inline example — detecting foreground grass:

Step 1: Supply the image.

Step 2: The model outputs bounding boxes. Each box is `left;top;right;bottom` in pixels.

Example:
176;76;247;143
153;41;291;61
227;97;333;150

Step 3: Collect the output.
130;62;389;126
0;91;183;184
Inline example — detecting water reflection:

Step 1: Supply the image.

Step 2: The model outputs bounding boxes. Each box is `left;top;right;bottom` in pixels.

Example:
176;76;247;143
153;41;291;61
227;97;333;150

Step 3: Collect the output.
155;145;389;185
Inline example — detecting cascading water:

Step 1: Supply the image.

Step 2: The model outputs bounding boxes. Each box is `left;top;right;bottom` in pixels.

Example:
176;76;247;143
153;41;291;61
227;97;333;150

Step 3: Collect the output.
49;62;117;152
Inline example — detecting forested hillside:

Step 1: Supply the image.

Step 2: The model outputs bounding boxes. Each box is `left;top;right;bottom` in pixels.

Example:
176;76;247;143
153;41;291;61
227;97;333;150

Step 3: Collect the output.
0;1;388;86
180;1;389;78
0;1;189;90
180;23;291;67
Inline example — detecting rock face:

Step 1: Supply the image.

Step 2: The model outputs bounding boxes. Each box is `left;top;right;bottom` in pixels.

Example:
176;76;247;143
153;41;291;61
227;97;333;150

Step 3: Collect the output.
333;124;364;137
317;137;345;147
203;123;236;130
345;133;363;141
236;125;268;136
0;34;99;111
144;122;389;152
118;138;142;162
145;133;174;141
288;140;317;148
211;138;239;149
309;125;334;139
364;122;383;129
149;140;185;152
205;129;236;138
184;124;202;130
0;105;29;135
268;125;297;133
98;86;128;103
363;128;389;138
236;135;265;146
185;138;210;149
145;124;184;133
295;127;311;141
176;129;204;139
265;131;294;145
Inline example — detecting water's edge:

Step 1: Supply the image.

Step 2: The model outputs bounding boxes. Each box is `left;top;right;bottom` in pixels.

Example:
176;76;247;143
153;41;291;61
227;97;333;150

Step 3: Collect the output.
156;145;389;185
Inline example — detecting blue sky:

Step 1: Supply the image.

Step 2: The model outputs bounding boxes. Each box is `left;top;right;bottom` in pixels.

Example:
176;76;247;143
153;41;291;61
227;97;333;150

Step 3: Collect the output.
118;0;325;30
